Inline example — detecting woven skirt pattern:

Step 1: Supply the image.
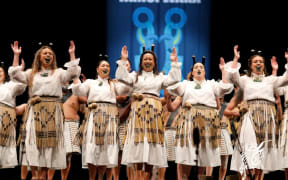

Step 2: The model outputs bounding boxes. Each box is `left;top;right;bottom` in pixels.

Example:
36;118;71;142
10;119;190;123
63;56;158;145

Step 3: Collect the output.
0;103;17;147
81;103;119;167
175;105;221;149
20;96;66;169
0;103;18;168
121;95;168;167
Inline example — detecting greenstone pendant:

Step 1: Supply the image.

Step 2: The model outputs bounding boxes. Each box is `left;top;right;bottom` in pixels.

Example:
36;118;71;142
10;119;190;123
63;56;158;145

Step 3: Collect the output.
253;78;262;82
40;73;48;77
195;83;201;89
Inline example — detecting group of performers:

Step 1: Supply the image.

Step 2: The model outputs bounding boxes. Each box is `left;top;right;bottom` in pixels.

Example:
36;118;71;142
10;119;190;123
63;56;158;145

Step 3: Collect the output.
1;40;288;180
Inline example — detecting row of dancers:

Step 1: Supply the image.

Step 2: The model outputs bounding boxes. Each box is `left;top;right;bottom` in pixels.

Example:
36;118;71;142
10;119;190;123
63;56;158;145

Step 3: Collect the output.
1;41;288;180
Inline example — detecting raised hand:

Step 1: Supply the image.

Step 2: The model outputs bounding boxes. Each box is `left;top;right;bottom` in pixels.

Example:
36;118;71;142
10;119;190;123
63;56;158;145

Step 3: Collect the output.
170;47;178;62
271;56;278;71
231;45;240;68
121;45;128;60
69;40;76;60
219;57;225;71
11;41;22;66
233;45;240;61
220;57;228;83
11;41;22;56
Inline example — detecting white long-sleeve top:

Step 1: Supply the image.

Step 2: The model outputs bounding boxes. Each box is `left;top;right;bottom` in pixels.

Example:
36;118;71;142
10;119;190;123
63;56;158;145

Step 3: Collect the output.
225;61;288;102
72;76;130;104
115;60;182;97
168;79;233;108
8;59;81;98
0;80;26;107
277;86;288;106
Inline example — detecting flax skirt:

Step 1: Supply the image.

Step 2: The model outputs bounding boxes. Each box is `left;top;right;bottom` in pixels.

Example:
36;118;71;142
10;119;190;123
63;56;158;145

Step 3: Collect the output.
20;97;66;169
121;96;168;168
0;103;18;168
81;103;119;168
174;104;221;167
230;100;282;173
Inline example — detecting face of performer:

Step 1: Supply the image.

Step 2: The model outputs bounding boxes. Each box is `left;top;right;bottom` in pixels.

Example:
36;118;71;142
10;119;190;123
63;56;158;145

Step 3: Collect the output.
192;62;205;81
97;60;110;79
39;47;54;69
250;55;265;75
0;67;5;84
141;53;155;72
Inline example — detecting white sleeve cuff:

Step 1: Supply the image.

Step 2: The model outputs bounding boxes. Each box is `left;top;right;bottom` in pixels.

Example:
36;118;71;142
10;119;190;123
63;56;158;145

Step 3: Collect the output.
171;61;182;68
64;58;80;67
116;60;128;66
8;66;22;76
224;61;241;73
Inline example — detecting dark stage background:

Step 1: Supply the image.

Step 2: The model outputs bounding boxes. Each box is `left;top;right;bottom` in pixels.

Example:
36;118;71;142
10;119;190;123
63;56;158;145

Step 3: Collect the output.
0;0;287;179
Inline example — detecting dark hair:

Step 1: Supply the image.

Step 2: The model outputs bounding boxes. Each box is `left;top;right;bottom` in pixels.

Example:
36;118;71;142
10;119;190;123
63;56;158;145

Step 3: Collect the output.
247;54;268;77
0;63;9;83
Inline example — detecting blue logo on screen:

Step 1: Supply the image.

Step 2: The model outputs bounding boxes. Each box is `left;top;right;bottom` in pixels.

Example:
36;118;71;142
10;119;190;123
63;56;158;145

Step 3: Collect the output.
132;7;187;74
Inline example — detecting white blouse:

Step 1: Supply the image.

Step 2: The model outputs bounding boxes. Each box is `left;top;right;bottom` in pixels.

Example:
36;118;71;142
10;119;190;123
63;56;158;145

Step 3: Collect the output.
277;86;288;106
72;76;130;104
168;79;233;108
0;81;26;107
225;61;288;102
8;59;81;98
115;60;182;97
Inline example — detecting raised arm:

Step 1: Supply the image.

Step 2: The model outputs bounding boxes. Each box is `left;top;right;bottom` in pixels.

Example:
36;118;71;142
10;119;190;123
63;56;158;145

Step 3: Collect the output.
60;40;81;83
224;46;242;87
116;45;135;85
9;42;30;84
271;56;278;76
69;40;76;61
220;57;228;83
121;45;129;61
273;51;288;88
231;45;240;68
11;41;22;67
162;47;181;87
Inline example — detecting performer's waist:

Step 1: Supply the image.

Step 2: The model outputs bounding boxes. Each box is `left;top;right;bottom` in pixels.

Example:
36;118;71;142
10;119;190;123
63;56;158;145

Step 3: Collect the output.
183;103;217;110
64;119;80;122
142;92;158;98
88;101;116;105
29;96;61;105
247;99;274;105
0;102;13;109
